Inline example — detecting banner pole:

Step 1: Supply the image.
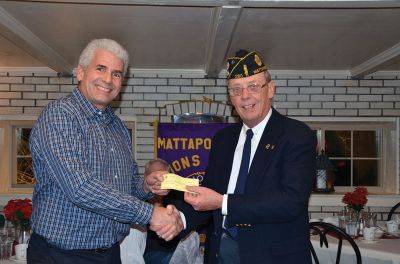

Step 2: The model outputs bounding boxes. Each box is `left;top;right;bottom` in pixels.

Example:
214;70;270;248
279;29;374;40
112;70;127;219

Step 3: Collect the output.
153;120;158;159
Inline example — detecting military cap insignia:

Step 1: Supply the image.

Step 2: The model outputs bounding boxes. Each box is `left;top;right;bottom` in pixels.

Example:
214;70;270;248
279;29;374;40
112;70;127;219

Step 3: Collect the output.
255;54;262;66
243;64;249;77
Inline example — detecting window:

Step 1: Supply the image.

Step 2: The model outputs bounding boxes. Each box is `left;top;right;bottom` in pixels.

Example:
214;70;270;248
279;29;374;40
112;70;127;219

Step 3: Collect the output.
0;118;36;193
0;116;136;193
13;124;34;188
303;117;398;194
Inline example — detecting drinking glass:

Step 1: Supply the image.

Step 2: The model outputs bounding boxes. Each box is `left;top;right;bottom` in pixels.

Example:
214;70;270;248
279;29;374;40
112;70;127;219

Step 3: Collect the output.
0;226;12;260
386;220;399;234
0;236;4;260
345;210;360;237
346;221;358;237
363;227;376;241
362;211;377;228
393;214;400;225
338;209;349;229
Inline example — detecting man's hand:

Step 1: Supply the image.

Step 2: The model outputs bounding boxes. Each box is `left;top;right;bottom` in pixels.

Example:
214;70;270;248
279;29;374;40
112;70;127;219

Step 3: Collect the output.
144;170;170;195
149;205;183;241
184;186;223;211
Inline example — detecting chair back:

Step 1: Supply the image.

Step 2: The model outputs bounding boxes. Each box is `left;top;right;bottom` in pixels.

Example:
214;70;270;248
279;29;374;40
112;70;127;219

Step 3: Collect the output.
310;221;362;264
387;202;400;221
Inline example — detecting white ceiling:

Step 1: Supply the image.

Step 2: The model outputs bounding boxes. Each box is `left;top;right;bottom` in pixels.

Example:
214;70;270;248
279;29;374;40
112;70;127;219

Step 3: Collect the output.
1;0;400;78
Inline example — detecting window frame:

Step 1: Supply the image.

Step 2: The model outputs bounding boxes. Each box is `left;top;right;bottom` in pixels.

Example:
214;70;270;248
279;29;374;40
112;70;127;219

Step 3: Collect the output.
296;116;399;195
0;115;37;194
11;121;35;188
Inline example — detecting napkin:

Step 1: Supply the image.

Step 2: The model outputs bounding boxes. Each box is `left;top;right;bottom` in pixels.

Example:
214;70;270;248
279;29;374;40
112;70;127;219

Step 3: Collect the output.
160;173;199;192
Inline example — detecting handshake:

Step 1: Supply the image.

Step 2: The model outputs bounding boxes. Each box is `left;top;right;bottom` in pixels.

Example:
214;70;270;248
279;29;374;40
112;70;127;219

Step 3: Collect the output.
148;204;183;242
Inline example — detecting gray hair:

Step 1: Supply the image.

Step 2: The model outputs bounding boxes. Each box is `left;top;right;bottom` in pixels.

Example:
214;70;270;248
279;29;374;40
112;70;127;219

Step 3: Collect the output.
144;158;170;176
265;71;272;82
78;38;129;76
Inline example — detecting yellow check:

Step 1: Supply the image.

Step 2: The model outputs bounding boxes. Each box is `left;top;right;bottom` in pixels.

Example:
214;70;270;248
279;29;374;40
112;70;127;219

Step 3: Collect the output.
161;173;199;192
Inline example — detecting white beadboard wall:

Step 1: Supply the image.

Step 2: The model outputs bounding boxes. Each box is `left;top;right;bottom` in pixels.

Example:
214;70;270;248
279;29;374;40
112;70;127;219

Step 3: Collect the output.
0;69;399;219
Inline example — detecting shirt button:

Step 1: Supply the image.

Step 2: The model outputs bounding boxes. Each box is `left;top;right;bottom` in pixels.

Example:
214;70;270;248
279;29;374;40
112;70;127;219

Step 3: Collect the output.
98;111;102;115
111;148;114;152
135;222;139;225
114;175;118;179
114;217;117;220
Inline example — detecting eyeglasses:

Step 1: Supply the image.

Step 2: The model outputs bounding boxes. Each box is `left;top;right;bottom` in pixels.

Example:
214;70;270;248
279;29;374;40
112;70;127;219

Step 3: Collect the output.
228;82;267;96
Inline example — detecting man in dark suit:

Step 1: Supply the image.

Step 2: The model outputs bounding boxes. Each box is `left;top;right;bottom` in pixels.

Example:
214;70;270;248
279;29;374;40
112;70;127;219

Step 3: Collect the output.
183;50;316;263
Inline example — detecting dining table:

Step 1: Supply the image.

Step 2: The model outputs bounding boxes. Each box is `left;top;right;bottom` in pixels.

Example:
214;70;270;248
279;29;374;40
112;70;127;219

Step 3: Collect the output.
311;233;400;264
2;232;399;264
0;258;26;264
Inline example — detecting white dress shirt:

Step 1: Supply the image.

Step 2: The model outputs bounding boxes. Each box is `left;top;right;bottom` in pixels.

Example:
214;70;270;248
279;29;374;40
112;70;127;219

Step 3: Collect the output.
222;109;272;222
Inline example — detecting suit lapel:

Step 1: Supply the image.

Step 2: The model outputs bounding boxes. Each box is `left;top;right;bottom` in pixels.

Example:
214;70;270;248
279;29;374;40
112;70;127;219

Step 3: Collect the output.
246;109;284;191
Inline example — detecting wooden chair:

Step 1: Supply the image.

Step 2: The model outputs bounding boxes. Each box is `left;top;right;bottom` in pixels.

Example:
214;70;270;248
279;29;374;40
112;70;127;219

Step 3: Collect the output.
387;202;400;221
310;221;362;264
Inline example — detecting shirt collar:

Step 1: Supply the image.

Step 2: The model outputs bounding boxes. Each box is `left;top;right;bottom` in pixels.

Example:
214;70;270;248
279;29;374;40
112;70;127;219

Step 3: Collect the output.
72;87;115;124
242;108;272;137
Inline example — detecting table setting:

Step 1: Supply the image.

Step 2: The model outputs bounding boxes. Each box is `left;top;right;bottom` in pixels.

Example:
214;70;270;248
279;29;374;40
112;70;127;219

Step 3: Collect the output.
311;187;400;264
0;199;31;263
311;215;400;264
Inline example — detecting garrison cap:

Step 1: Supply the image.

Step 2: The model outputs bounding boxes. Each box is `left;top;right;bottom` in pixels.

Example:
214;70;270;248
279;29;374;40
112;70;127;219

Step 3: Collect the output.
226;50;268;80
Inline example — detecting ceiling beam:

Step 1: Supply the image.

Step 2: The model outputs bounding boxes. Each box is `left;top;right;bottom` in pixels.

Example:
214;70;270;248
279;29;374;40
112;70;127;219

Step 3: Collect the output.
350;42;400;79
18;0;400;8
11;0;233;7
205;6;242;77
241;0;400;8
0;6;73;76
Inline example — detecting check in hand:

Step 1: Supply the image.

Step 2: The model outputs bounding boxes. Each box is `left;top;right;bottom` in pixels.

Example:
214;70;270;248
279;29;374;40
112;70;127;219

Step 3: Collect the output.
144;170;170;195
160;173;199;192
149;205;183;241
184;186;223;211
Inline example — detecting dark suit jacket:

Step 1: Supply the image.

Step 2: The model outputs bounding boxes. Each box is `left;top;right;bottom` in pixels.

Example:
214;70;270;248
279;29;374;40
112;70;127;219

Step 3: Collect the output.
183;108;316;264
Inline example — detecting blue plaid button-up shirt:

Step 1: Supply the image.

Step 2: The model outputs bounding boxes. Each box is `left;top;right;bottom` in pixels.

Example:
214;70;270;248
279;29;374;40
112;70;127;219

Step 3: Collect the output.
29;88;153;250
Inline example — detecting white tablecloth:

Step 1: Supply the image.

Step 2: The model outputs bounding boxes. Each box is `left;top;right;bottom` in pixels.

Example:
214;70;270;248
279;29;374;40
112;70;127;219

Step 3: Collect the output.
311;235;400;264
0;257;26;264
120;226;147;264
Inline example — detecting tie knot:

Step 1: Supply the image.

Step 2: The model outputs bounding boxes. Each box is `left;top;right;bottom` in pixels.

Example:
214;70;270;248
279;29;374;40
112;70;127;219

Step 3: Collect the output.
246;129;254;138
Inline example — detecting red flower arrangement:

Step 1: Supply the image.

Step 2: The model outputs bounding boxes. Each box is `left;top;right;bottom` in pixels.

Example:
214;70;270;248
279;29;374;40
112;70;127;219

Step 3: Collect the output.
342;187;368;212
4;198;32;230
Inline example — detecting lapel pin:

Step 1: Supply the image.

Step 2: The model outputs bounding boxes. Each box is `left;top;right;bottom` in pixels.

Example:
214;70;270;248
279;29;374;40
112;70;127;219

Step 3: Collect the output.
265;144;275;150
